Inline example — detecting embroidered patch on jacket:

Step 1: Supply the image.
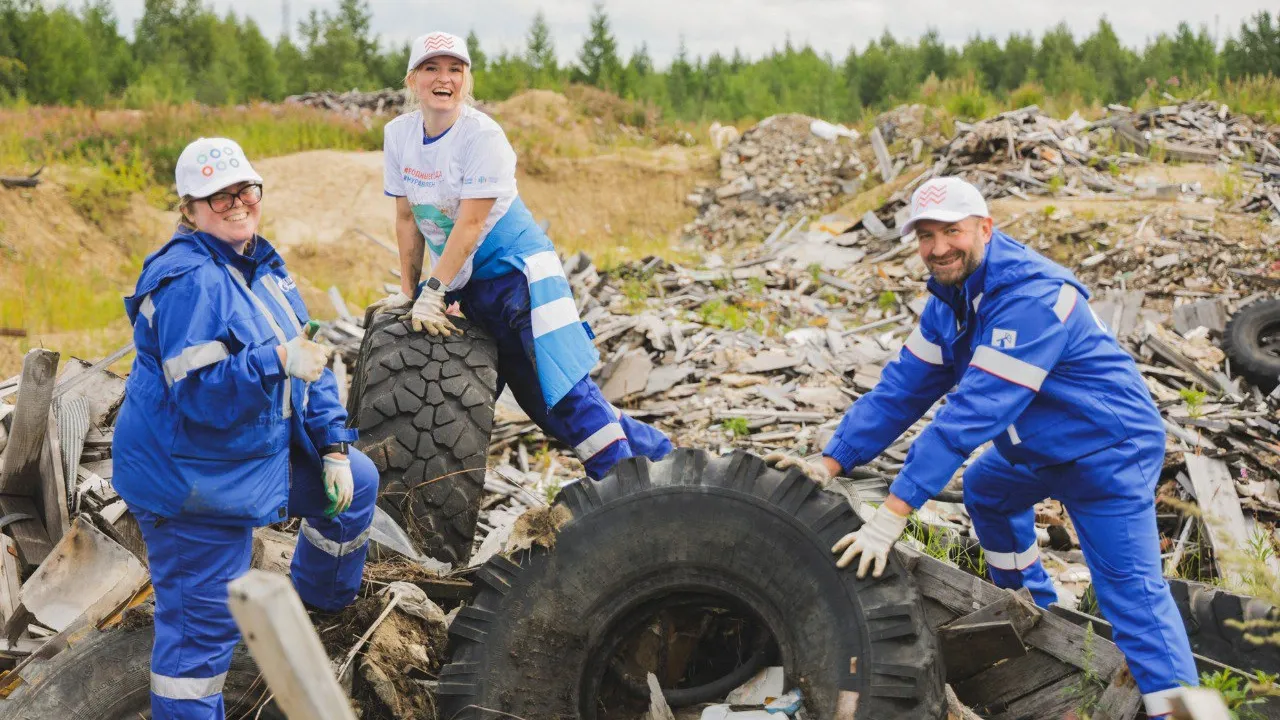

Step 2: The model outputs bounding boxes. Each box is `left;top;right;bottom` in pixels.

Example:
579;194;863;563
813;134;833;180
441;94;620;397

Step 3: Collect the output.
992;329;1018;348
278;275;297;292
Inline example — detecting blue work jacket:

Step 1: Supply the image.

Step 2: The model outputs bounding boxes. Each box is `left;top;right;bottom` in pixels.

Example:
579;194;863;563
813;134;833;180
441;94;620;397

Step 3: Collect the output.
824;230;1165;508
112;229;357;526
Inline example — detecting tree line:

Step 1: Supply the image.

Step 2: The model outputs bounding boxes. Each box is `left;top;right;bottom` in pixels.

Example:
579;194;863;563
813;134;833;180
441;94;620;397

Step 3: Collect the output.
2;0;1279;121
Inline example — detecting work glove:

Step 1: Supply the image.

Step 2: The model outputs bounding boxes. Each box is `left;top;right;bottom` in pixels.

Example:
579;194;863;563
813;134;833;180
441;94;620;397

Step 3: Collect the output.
411;285;454;336
832;503;910;578
369;289;413;314
323;455;354;518
282;335;332;382
763;451;833;487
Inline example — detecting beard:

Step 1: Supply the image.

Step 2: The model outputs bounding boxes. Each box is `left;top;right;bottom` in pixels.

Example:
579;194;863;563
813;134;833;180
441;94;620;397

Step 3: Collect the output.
928;243;985;286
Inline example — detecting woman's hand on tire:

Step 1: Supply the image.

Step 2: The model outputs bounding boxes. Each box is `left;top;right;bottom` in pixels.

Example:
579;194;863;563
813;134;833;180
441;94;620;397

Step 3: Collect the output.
833;502;910;578
411;286;454;336
369;289;413;314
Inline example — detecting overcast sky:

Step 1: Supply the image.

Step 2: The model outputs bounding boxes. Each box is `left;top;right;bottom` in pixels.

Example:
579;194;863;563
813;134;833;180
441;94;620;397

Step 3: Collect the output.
108;0;1270;66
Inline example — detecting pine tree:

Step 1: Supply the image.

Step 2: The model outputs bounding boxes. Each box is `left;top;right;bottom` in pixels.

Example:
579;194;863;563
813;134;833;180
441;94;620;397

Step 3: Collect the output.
575;2;620;89
466;29;487;72
526;10;556;79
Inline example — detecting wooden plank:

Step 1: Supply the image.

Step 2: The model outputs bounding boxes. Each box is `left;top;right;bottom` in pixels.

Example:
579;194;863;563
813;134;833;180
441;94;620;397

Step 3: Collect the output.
940;621;1027;682
1023;608;1125;680
1144;334;1228;394
227;570;358;720
1094;673;1143;720
0;495;51;568
38;411;70;545
1184;453;1280;584
0;349;59;496
870;126;896;183
952;648;1076;713
0;535;20;624
946;588;1041;637
990;670;1093;720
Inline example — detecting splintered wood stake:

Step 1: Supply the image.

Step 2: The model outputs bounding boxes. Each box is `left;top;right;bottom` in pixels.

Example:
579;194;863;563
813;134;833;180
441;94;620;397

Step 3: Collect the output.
227;570;357;720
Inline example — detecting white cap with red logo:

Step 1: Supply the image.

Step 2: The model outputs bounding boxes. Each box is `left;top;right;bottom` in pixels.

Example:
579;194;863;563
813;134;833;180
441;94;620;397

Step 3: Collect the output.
175;137;263;199
406;31;470;74
900;176;990;238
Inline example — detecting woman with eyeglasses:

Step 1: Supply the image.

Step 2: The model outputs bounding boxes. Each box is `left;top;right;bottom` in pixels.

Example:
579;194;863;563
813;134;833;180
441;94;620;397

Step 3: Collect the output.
372;31;672;479
111;137;378;719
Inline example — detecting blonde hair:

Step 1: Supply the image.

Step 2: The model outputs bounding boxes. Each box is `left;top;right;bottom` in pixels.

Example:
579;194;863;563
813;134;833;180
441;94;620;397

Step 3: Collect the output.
405;61;476;108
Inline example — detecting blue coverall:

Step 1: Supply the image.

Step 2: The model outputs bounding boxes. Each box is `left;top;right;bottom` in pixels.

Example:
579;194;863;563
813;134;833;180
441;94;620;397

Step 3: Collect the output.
113;229;377;719
824;230;1197;717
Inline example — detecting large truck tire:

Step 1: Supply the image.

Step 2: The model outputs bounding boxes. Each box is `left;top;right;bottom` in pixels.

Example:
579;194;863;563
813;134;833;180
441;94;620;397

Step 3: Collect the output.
1168;578;1280;675
438;449;946;720
1;625;281;719
348;310;499;566
1222;298;1280;393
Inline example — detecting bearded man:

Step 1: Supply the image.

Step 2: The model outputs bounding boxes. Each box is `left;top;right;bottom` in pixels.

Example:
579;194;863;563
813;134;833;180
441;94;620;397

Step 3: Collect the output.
767;177;1198;718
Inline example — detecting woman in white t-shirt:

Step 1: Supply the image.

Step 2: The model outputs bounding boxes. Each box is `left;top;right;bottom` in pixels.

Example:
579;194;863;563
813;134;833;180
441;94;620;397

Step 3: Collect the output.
372;31;671;480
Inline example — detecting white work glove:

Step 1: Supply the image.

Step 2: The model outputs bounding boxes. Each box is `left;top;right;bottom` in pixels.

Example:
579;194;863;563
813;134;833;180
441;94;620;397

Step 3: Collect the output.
369;289;413;313
763;452;833;487
323;455;354;518
281;335;332;382
832;503;910;578
411;286;454;336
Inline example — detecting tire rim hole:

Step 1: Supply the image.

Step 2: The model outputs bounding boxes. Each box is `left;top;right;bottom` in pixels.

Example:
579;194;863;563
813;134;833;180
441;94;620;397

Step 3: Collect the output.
590;592;781;718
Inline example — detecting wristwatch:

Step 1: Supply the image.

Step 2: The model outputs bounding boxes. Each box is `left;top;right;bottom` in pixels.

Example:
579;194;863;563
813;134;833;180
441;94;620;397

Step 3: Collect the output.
425;276;443;292
322;442;349;456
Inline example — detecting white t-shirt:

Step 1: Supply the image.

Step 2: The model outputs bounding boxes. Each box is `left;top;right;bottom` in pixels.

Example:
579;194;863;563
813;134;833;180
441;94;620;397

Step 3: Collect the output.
383;106;518;290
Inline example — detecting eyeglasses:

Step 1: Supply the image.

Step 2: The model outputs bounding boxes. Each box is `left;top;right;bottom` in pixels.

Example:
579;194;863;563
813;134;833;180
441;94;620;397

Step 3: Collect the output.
203;184;263;213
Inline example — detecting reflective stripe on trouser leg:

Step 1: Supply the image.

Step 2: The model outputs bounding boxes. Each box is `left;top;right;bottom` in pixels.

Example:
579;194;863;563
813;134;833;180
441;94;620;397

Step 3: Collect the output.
132;506;250;720
548;375;633;480
1063;440;1197;699
1142;687;1181;717
290;448;378;612
961;448;1058;608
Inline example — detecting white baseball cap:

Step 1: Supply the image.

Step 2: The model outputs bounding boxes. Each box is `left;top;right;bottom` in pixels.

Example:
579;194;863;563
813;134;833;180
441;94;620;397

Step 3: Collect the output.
900;176;990;238
175;137;263;199
406;31;470;74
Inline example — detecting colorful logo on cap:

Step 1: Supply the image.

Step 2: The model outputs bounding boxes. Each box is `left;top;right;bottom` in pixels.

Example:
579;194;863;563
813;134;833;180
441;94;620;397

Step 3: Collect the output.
916;183;948;210
425;33;455;51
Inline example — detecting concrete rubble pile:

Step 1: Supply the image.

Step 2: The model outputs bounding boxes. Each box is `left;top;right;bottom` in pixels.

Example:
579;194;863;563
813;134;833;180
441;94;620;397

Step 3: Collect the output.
286;88;413;120
684;99;1280;255
682;114;867;247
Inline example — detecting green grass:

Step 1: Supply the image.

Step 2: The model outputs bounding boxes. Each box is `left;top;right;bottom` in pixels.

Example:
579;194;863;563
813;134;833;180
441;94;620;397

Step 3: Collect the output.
697;299;752;331
0;102;384;184
1198;669;1271;720
721;416;751;438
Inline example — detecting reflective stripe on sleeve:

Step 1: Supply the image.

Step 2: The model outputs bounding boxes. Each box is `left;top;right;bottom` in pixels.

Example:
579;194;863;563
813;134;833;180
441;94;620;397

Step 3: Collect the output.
139;294;156;324
903;327;944;365
575;422;626;460
300;520;371;557
530;297;582;338
982;543;1040;571
163;341;229;386
1053;284;1078;322
151;671;227;700
1142;687;1181;717
970;346;1048;391
523;251;566;283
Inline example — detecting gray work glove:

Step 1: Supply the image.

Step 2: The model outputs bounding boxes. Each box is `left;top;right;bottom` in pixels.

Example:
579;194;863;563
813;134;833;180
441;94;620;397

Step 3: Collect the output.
763;451;833;487
411;286;454;336
369;289;413;314
282;335;332;382
832;503;910;578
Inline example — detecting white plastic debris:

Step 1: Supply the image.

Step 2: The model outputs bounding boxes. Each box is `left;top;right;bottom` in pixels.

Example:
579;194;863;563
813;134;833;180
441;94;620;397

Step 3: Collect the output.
725;665;785;704
809;119;860;142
